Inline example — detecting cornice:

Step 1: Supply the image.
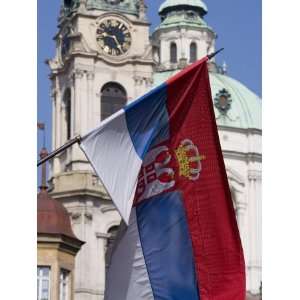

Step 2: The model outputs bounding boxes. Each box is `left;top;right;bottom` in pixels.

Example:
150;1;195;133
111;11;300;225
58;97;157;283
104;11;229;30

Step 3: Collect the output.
223;150;262;162
153;24;216;38
37;234;84;255
50;188;111;201
218;125;262;135
60;10;150;27
74;288;104;296
50;51;155;76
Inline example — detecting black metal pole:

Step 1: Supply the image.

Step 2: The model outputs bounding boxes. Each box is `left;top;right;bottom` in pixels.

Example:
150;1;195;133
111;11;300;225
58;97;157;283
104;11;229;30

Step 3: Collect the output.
37;135;82;167
207;48;224;60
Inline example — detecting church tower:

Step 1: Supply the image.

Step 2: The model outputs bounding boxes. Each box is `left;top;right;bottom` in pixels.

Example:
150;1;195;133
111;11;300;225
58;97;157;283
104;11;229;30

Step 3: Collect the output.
47;1;153;299
152;0;216;71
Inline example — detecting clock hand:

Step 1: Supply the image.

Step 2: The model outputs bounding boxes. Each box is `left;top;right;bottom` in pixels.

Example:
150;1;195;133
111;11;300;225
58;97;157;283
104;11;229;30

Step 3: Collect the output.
100;31;125;54
102;32;114;39
111;35;124;54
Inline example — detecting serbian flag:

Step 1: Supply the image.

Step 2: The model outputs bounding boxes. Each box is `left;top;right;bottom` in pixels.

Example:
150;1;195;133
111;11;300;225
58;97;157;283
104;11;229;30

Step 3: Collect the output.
80;57;245;300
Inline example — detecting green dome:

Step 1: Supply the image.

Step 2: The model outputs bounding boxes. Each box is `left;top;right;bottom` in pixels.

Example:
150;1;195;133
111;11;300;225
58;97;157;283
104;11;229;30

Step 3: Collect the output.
159;0;208;15
153;70;261;130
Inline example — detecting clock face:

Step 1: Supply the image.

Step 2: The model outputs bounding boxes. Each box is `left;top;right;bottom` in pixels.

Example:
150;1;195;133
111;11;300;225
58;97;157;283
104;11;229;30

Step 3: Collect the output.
96;19;132;56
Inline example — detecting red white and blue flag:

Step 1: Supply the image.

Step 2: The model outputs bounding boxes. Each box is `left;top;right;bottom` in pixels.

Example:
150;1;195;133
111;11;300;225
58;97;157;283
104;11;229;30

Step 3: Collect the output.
80;57;245;300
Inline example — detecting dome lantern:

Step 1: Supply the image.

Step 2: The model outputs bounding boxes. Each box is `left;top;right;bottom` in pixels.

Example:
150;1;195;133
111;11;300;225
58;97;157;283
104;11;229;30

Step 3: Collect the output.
159;0;208;18
154;0;213;38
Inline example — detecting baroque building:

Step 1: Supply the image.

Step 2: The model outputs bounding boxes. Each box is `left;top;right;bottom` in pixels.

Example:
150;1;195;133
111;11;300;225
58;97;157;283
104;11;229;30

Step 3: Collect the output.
46;0;261;299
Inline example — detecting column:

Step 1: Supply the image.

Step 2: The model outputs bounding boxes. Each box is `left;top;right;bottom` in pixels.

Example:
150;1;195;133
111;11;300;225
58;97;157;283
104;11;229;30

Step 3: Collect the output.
72;69;87;170
73;69;84;136
86;71;95;132
70;73;75;138
53;76;61;175
80;71;88;135
235;191;247;239
256;171;262;291
248;169;262;294
70;210;85;293
50;86;57;176
95;232;109;299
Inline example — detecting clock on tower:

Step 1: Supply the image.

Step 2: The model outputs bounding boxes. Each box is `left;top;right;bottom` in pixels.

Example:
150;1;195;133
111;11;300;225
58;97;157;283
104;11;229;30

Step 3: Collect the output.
96;18;132;56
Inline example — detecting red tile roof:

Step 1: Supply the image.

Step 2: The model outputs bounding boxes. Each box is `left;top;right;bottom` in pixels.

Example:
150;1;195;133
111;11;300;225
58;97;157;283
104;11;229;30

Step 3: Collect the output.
37;189;80;241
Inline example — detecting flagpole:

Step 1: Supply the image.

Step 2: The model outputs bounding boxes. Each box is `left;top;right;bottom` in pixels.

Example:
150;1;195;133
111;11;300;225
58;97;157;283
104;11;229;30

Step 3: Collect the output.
207;48;224;60
37;135;82;167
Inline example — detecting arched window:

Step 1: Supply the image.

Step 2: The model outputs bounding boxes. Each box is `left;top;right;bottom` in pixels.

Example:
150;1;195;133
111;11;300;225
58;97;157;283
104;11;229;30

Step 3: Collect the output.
170;42;177;64
101;82;127;121
190;42;197;63
107;226;119;252
105;225;120;272
62;88;71;141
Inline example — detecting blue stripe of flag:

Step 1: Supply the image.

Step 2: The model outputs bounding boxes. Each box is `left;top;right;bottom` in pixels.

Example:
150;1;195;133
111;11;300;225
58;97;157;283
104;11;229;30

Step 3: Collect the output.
124;83;170;159
136;191;200;300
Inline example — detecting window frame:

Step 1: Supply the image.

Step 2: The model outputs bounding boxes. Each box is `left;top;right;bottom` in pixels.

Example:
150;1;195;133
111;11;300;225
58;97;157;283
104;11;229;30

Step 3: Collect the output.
100;82;127;121
170;42;178;64
37;266;51;300
105;225;120;273
62;88;72;141
190;42;197;63
59;268;70;300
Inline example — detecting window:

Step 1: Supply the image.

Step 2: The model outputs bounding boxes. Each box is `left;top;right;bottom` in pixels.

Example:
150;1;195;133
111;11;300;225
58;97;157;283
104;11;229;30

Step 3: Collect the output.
190;42;197;63
170;42;177;63
153;46;160;63
64;0;73;8
63;88;71;140
37;266;50;300
105;225;120;272
101;82;127;121
107;225;119;252
59;269;70;300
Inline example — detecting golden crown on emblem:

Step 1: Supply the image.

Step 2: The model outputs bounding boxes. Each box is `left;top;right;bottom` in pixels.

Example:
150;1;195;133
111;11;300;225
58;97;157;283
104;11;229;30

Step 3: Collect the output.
175;139;205;181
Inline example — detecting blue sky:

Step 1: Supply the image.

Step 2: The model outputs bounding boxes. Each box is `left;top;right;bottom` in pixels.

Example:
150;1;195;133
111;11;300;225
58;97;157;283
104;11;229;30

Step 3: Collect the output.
38;0;261;156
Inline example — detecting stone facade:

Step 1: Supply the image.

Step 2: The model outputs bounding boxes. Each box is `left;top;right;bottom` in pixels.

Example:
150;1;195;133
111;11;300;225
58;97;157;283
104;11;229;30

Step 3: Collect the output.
47;1;262;299
37;238;77;300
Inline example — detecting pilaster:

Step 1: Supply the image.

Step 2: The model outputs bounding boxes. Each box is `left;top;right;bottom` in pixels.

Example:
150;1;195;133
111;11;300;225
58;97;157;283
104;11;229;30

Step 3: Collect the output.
51;87;60;176
247;169;262;294
69;72;75;139
53;76;62;175
87;71;95;131
74;69;84;136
